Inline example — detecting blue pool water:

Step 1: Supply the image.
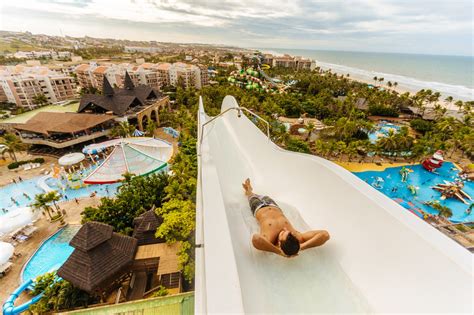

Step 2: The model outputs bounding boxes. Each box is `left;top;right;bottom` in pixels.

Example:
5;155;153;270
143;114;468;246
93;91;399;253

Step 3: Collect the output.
368;122;401;144
354;162;474;223
0;177;121;214
22;225;81;282
0;178;45;213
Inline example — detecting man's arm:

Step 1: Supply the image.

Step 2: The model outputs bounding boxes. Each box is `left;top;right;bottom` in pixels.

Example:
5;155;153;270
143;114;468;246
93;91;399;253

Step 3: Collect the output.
252;234;285;256
299;230;330;251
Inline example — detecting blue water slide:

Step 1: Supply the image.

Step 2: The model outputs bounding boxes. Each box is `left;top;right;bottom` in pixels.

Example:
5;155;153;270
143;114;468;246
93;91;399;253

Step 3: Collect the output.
2;278;44;315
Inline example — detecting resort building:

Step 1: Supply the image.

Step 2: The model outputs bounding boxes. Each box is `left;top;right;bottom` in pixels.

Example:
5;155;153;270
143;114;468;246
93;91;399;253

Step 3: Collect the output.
0;65;76;108
169;62;202;89
13;112;116;149
74;62;206;92
78;73;169;130
262;53;314;70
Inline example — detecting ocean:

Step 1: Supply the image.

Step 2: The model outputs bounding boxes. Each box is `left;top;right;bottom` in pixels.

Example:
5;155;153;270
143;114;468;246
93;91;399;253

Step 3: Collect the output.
262;49;473;101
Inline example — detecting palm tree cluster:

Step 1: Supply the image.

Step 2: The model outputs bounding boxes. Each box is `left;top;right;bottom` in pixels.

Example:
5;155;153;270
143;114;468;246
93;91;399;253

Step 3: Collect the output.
33;191;62;220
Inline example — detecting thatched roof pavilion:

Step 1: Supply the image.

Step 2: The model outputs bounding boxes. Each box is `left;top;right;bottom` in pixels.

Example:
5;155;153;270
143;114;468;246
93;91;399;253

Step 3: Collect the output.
57;222;138;293
132;210;165;245
78;72;160;116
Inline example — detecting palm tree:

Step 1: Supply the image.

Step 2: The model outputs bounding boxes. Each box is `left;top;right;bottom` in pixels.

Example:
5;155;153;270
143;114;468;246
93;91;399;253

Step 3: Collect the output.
376;129;399;155
445;96;453;105
378;77;384;86
0;133;28;162
427;201;452;218
33;193;54;220
373;76;378;85
387;81;393;88
110;121;135;138
305;122;315;141
433;104;447;121
44;191;61;212
454;100;464;112
393;82;398;90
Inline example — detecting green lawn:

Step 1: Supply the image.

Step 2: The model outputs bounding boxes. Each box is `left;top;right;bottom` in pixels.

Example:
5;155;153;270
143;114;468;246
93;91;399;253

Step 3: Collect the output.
0;102;79;124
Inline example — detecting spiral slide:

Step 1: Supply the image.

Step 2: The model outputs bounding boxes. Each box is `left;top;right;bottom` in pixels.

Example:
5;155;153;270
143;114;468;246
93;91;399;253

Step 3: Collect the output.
2;279;43;315
195;96;473;314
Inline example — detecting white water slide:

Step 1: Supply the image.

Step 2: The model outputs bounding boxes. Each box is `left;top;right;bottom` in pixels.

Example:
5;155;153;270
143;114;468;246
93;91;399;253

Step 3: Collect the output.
195;96;473;314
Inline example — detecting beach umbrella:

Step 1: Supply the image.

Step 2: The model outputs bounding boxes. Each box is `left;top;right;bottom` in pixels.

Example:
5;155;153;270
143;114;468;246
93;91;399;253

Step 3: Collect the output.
0;241;14;265
58;152;86;166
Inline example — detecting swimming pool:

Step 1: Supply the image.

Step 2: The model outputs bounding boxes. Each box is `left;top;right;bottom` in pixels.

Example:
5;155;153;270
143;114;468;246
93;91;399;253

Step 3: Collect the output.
0;176;121;214
368;122;401;144
21;225;80;282
0;178;45;214
354;162;474;223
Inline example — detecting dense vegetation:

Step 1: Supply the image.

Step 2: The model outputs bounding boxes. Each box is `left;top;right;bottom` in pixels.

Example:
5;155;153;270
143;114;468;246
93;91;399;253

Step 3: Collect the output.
29;272;97;313
176;67;473;162
81;172;169;235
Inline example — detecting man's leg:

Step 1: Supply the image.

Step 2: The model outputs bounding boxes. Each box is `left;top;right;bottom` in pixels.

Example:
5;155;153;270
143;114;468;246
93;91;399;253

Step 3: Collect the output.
242;178;254;197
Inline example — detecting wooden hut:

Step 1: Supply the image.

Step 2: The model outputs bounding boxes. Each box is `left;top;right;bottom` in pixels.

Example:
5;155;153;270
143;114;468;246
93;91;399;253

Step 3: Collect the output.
132;210;165;245
57;222;138;294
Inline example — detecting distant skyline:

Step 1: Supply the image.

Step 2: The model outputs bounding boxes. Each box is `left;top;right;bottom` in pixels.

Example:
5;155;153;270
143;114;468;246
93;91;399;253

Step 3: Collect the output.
0;0;472;56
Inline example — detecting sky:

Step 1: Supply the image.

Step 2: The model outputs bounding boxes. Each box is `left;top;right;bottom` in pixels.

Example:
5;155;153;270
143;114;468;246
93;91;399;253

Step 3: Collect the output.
0;0;472;56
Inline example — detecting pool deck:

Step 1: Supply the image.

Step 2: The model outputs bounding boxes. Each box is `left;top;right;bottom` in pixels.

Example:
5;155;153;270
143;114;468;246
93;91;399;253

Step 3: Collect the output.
0;196;101;306
0;152;58;188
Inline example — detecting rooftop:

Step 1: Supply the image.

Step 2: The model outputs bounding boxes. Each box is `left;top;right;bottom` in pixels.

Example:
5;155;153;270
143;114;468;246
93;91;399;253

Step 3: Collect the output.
14;111;116;135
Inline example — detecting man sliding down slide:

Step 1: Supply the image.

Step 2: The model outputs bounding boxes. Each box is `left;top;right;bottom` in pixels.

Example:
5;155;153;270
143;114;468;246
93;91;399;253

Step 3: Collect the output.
242;178;330;257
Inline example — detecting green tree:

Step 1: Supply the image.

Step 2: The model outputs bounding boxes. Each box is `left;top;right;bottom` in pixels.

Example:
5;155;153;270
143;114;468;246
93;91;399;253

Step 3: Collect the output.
426;201;453;218
145;118;157;136
30;272;96;313
0;133;28;162
82;172;169;234
305;122;315;141
285;136;311;153
110;121;135;138
32;93;48;107
33;193;55;220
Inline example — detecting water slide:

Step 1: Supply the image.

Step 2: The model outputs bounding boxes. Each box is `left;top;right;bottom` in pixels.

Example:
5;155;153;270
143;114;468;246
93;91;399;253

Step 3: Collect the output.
195;96;473;314
2;278;43;315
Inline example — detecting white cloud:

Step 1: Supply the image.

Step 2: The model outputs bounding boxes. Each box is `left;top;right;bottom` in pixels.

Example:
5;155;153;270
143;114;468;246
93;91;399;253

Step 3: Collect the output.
0;0;471;55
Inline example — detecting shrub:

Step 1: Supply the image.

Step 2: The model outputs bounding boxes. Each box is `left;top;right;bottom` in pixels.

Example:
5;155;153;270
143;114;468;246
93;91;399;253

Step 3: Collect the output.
7;157;45;169
410;119;433;134
7;162;19;169
368;104;399;117
33;157;45;163
285;137;311;153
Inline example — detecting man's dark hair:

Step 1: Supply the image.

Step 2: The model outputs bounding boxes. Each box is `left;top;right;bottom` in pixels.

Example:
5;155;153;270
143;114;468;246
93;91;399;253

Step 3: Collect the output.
280;232;300;256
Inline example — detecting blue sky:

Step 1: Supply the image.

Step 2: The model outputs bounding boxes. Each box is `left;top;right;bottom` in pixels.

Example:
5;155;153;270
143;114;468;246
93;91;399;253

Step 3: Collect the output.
0;0;472;56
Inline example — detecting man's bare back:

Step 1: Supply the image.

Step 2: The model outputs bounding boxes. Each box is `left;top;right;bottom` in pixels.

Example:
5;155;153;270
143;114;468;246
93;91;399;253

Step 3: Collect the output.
243;178;330;257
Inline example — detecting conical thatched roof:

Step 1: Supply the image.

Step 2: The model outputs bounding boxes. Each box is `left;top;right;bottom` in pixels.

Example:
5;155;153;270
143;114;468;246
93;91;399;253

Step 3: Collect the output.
78;75;161;116
70;222;113;251
124;71;135;90
102;76;115;96
132;210;165;245
58;222;138;293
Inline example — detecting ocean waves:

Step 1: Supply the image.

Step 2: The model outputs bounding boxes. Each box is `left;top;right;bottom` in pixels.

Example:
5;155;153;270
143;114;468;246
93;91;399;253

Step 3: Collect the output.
316;61;474;101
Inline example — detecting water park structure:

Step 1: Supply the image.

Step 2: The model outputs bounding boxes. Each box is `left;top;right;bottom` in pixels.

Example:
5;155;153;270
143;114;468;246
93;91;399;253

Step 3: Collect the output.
196;95;472;314
422;150;444;172
432;180;473;204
